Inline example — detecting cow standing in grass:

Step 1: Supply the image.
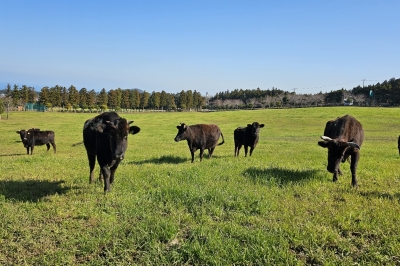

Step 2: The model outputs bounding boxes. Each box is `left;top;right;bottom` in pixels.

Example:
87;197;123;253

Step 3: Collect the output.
234;122;264;157
16;128;56;155
83;112;140;193
318;115;364;187
174;123;225;163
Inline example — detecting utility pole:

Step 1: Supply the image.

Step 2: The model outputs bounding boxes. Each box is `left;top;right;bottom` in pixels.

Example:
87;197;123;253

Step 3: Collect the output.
362;79;366;88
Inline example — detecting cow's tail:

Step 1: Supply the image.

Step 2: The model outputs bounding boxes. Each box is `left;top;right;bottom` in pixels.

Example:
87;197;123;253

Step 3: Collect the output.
72;141;84;147
218;132;225;146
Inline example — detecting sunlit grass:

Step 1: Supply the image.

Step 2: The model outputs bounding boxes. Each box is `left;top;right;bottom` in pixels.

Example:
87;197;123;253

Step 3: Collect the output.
0;107;400;264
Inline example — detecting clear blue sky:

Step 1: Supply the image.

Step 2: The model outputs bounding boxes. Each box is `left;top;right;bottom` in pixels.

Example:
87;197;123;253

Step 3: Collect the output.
1;0;399;96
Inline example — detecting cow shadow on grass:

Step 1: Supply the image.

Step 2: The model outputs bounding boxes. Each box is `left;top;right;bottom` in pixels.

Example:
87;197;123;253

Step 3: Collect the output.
130;154;233;165
130;155;189;165
243;167;319;186
0;180;70;202
359;191;400;202
0;153;26;157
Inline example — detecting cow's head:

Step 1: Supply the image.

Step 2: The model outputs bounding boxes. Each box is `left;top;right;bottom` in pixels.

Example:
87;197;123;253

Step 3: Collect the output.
318;136;360;173
16;130;28;144
247;122;265;137
97;119;140;161
16;128;39;146
174;123;187;142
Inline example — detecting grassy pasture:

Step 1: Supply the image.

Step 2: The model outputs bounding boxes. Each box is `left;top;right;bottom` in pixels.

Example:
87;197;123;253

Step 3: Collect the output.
0;107;400;265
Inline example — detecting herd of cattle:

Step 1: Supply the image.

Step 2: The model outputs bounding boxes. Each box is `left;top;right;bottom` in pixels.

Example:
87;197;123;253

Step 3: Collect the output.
16;112;366;193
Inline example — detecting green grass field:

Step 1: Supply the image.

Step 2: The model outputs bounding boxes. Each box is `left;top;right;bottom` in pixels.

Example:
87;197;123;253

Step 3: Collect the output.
1;107;400;265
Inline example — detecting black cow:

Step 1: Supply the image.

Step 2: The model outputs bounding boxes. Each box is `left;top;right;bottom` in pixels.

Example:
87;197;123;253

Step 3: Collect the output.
83;112;140;193
16;128;56;155
174;123;225;163
234;122;265;157
318;115;364;187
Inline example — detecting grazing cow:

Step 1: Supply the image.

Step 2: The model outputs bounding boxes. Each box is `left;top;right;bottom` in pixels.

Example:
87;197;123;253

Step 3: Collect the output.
83;112;140;193
174;123;225;163
16;128;56;155
234;122;265;157
318;115;364;187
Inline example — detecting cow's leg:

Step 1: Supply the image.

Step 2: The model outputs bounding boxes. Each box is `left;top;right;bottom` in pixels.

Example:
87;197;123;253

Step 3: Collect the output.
87;153;96;184
249;146;255;156
101;166;111;193
244;146;249;157
199;148;205;162
46;143;51;152
26;147;29;154
235;144;242;157
337;165;343;175
98;169;103;182
30;146;34;155
51;142;57;153
190;148;196;163
208;147;215;158
332;171;339;182
350;152;360;187
109;161;121;185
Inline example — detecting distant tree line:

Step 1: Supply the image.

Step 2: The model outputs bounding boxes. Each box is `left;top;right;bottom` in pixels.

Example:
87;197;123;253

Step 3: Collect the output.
208;77;400;109
1;77;399;113
0;83;205;112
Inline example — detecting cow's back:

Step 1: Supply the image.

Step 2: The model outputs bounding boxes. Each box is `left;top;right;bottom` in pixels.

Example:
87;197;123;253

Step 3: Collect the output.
325;115;364;146
189;124;221;148
28;130;55;145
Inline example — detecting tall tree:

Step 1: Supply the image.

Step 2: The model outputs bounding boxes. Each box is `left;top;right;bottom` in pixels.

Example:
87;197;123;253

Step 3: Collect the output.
149;91;161;109
178;90;187;110
28;87;36;103
97;88;108;110
38;87;50;105
140;91;150;109
121;89;131;110
160;90;168;109
49;85;62;107
186;90;193;109
116;88;123;109
68;85;80;111
20;85;30;105
0;97;4;119
130;89;141;109
5;83;12;97
12;84;20;107
167;94;177;110
87;89;97;111
108;89;119;110
3;84;13;118
61;87;69;109
79;88;88;109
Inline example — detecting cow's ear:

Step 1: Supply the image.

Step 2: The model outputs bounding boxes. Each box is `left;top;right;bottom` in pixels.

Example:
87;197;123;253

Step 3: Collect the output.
176;126;180;130
16;131;20;134
128;120;134;125
259;124;265;128
247;124;251;127
318;141;329;148
129;126;140;135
